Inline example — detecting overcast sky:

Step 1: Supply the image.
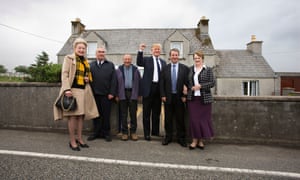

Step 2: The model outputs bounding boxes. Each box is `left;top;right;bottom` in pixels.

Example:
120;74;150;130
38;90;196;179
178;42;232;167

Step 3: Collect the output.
0;0;299;72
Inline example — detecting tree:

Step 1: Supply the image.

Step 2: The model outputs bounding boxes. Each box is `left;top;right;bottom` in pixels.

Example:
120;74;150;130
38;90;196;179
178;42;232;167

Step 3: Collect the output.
26;51;61;82
14;65;29;74
0;65;7;73
31;51;49;67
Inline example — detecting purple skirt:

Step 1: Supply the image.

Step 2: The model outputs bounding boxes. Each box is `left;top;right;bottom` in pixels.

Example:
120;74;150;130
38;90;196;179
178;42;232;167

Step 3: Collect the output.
187;96;214;139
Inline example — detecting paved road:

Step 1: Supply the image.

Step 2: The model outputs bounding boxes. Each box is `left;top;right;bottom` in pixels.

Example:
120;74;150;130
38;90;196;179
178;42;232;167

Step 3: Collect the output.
0;129;299;179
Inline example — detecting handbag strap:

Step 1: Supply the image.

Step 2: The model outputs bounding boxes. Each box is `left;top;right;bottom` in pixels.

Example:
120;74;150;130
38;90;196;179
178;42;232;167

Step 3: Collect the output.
61;95;75;112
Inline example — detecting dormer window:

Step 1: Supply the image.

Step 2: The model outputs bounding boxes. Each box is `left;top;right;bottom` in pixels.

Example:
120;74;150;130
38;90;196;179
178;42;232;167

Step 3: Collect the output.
87;42;97;58
170;42;183;58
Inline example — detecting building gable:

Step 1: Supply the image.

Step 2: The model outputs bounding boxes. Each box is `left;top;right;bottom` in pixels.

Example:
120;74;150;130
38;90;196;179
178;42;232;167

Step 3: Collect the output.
164;30;190;60
85;31;107;46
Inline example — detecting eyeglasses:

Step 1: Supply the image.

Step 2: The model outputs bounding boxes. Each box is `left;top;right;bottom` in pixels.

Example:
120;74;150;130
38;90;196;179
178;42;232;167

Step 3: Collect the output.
193;57;201;60
97;51;105;53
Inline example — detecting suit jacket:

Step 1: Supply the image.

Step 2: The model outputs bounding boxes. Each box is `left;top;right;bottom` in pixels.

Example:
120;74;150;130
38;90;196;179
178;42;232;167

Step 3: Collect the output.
187;65;215;104
160;63;189;104
136;51;166;97
90;60;117;96
116;64;141;100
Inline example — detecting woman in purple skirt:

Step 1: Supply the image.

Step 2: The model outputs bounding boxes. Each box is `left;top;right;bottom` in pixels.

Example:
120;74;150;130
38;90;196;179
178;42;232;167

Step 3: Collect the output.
186;50;215;150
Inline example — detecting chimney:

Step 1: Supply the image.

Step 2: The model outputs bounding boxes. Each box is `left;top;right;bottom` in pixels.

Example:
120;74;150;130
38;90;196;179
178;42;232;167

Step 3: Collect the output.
71;18;85;36
197;16;209;35
247;35;263;55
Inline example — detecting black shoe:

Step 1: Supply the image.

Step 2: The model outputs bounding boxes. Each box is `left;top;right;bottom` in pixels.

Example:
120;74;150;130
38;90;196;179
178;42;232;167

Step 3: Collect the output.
189;145;196;150
197;145;204;150
69;142;80;151
178;140;187;147
87;135;99;141
144;136;151;141
76;139;89;148
105;135;112;142
162;138;171;145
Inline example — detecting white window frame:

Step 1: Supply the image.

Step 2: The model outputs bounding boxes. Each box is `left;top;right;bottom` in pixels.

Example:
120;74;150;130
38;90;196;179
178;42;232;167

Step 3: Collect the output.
170;42;183;58
242;80;259;96
87;42;97;58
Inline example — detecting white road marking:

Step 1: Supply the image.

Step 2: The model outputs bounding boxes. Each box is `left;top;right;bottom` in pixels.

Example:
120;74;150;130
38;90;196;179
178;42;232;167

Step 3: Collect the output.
0;149;299;178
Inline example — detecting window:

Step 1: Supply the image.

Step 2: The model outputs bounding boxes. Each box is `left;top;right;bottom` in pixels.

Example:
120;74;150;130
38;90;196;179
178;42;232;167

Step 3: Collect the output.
87;42;97;58
170;42;183;58
242;80;259;96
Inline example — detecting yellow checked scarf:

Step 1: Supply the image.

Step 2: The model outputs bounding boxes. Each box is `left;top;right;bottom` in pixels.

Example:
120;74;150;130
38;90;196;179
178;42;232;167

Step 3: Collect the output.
75;56;93;85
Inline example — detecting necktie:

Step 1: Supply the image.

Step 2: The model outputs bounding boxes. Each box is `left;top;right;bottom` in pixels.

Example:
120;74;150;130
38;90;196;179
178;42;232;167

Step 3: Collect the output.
172;64;177;93
156;57;160;78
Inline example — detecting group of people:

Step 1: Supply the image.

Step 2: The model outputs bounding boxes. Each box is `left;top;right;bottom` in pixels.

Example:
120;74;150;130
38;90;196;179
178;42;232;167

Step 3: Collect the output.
53;38;215;151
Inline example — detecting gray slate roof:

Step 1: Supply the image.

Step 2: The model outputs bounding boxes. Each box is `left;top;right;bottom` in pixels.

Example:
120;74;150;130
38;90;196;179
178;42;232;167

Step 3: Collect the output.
58;28;215;56
216;50;275;78
57;28;275;79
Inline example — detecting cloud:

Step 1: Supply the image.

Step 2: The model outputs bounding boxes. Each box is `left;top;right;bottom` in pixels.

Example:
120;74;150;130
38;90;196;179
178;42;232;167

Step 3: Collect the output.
0;0;299;72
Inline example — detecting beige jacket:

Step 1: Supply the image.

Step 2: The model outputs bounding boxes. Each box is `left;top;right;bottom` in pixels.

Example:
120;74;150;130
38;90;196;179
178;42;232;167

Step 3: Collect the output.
53;54;99;121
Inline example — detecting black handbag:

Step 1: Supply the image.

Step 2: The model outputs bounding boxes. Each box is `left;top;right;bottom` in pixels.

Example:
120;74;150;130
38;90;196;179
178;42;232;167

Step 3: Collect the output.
55;94;77;112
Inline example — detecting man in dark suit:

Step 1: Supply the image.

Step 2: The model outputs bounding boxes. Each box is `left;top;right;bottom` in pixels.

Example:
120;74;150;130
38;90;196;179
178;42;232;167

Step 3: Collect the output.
88;47;117;142
136;43;166;141
160;48;189;147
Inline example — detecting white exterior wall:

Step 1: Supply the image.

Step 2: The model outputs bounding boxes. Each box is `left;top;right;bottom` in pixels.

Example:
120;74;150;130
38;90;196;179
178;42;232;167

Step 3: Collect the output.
217;78;276;96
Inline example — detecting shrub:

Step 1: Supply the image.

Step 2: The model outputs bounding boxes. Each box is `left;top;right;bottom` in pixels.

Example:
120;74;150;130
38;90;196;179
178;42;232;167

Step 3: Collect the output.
25;51;62;83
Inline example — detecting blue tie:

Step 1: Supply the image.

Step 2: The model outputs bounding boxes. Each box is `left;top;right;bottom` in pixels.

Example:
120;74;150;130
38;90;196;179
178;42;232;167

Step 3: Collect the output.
172;64;177;93
156;57;160;77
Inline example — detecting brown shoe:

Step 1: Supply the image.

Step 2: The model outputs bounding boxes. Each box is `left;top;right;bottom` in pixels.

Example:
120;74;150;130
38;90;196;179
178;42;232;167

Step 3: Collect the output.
131;133;138;141
121;134;128;141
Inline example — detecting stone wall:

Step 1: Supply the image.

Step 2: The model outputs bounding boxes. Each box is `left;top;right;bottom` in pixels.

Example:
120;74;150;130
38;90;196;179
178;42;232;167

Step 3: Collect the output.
0;83;299;146
212;96;300;145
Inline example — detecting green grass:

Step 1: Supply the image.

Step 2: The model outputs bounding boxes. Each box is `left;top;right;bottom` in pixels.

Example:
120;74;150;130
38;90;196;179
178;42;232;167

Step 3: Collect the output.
0;75;26;82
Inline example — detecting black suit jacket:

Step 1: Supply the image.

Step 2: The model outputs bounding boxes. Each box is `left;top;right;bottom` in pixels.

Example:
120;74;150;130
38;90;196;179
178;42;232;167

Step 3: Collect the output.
136;51;166;97
160;63;189;104
90;60;117;96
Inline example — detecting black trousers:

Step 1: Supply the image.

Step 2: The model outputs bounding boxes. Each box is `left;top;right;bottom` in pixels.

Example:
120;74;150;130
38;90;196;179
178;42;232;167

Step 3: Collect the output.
142;82;161;137
164;94;186;141
92;95;112;137
119;90;138;134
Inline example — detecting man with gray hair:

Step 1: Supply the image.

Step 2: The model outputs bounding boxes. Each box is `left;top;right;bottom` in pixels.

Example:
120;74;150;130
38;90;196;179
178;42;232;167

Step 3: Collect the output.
88;47;117;142
116;54;141;141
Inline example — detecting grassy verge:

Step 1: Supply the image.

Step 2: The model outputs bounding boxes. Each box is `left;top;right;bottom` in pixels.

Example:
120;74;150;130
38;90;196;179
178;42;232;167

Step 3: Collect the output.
0;75;26;82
